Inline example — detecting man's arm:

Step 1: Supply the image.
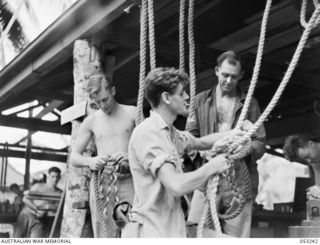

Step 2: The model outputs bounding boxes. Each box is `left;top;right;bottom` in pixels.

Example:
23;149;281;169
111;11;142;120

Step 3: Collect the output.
158;155;228;197
22;184;43;216
70;116;108;171
247;98;266;162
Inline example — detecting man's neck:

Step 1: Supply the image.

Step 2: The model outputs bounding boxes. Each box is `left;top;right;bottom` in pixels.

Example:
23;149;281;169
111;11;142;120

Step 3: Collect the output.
153;106;176;126
102;101;119;116
216;85;237;98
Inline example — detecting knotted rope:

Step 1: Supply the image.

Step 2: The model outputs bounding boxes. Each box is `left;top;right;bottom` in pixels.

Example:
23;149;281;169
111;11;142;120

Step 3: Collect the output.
199;0;320;237
198;0;272;237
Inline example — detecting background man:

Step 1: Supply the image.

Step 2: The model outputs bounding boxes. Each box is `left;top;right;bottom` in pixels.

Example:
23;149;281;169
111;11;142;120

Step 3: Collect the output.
186;51;266;237
283;134;320;199
70;74;136;237
14;167;62;238
122;67;246;238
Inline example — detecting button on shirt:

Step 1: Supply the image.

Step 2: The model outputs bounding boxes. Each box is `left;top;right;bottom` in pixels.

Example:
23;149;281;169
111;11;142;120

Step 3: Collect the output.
128;111;196;237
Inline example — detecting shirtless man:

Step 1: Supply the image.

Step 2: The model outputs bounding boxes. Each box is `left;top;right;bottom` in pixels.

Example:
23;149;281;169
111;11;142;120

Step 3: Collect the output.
186;51;266;237
70;74;136;237
14;167;62;238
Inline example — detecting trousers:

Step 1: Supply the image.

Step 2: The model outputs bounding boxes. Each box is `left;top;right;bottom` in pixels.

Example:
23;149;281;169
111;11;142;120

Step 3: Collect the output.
90;173;134;238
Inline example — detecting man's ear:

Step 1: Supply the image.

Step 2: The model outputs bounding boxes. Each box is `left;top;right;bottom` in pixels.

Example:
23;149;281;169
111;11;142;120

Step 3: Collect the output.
161;92;171;105
111;86;116;96
215;66;219;77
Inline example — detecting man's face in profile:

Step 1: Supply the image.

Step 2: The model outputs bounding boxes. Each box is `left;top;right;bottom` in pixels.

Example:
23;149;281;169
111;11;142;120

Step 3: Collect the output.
47;171;61;187
297;141;320;164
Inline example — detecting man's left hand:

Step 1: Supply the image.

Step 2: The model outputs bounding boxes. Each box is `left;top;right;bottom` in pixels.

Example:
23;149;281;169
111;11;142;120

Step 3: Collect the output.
110;151;129;165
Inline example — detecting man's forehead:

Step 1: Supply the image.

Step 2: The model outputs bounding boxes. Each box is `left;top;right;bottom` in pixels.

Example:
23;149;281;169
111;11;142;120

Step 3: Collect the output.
219;59;242;71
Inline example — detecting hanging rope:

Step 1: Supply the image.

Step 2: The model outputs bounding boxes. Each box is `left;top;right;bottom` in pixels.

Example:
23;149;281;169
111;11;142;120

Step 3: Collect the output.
236;0;273;129
148;0;156;70
188;0;196;119
245;4;320;141
136;0;148;125
300;0;320;28
198;1;320;238
93;171;109;237
179;0;186;71
198;0;273;237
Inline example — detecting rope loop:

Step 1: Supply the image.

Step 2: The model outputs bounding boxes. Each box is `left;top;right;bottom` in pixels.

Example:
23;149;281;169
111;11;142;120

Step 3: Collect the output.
300;0;320;29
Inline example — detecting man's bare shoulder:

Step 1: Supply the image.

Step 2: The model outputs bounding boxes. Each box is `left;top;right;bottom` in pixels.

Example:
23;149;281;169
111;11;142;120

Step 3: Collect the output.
81;110;100;127
120;104;136;119
30;183;46;192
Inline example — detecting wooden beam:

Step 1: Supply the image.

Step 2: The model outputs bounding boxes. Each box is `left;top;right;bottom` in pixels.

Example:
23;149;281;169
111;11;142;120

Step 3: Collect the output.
14;100;65;144
0;115;71;135
0;148;67;162
265;111;320;146
0;0;132;105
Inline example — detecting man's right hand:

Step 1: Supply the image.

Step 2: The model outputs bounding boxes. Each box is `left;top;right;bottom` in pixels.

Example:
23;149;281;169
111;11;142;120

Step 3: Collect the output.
208;154;228;174
89;156;109;171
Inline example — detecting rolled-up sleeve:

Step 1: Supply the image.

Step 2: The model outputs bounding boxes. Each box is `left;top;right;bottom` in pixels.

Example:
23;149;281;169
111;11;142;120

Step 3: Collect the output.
136;130;176;177
175;130;197;154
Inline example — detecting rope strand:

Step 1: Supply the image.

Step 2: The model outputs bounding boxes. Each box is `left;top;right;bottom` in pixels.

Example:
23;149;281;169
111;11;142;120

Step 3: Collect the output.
136;0;148;125
148;0;156;70
179;0;186;71
236;0;272;128
188;0;196;119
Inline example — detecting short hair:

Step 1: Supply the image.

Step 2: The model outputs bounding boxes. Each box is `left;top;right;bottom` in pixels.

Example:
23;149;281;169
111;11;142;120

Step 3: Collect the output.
283;135;310;162
86;74;113;99
145;67;189;108
48;167;61;176
217;50;242;68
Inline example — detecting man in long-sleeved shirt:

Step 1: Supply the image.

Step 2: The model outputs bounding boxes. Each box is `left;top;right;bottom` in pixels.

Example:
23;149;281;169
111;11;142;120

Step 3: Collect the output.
186;51;266;237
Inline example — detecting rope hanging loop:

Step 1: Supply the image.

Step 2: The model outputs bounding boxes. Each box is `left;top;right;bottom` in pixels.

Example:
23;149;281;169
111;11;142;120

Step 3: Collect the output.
300;0;320;28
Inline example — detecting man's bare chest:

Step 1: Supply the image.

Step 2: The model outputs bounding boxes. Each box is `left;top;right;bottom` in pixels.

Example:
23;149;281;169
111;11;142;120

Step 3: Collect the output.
216;99;236;125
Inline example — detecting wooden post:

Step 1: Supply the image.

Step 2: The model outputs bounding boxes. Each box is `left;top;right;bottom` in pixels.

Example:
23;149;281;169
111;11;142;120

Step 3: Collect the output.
24;107;33;190
60;39;104;238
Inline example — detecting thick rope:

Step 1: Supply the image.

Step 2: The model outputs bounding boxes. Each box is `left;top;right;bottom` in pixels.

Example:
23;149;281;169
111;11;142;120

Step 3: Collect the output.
136;0;148;125
197;201;210;238
207;175;222;236
188;0;196;119
246;5;320;141
147;0;156;70
93;172;109;237
179;0;186;71
300;0;320;28
200;6;320;236
236;0;272;128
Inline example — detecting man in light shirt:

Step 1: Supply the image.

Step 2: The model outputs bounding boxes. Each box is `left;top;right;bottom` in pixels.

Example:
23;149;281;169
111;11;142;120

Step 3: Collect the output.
122;67;246;237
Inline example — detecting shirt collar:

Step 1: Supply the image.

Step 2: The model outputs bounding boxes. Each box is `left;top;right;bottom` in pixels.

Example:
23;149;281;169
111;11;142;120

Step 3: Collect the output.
150;110;170;130
204;85;246;104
